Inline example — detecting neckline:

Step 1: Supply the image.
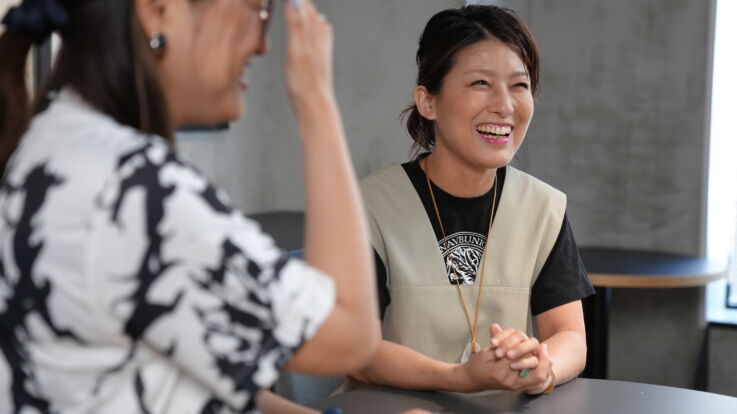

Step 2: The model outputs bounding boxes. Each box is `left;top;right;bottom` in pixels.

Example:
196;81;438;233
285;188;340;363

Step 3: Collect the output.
409;156;502;210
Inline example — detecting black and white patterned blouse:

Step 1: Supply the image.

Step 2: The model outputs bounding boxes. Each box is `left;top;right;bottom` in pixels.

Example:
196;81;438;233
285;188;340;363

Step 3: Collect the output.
0;90;335;413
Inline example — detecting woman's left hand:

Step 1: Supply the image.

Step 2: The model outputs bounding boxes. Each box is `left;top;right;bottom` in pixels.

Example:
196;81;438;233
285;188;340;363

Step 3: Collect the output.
521;343;555;395
488;323;553;393
489;323;540;370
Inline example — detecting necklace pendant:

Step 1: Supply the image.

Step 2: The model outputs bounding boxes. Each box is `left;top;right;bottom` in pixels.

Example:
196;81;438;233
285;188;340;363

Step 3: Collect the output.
460;341;481;363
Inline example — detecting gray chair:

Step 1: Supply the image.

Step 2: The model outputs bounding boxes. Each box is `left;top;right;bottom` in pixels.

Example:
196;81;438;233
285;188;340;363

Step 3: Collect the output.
249;210;305;251
274;373;344;405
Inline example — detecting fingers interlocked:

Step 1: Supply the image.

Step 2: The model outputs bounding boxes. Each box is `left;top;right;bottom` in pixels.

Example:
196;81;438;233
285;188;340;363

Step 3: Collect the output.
487;323;552;393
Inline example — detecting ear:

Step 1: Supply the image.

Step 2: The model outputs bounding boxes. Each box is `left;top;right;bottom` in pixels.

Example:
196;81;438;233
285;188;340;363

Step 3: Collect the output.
413;85;437;121
133;0;168;38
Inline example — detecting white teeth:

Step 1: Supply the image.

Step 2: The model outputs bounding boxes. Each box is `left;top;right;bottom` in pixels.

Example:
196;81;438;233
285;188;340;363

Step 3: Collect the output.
477;125;512;136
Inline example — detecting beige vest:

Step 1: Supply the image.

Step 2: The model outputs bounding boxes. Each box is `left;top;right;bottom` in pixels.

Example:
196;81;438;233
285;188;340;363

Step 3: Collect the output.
361;163;566;363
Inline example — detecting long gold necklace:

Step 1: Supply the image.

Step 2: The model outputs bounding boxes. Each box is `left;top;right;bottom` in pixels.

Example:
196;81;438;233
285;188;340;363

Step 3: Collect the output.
423;157;496;360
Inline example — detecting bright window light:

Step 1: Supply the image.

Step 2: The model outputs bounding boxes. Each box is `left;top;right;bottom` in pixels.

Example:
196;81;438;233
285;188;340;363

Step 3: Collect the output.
708;0;737;304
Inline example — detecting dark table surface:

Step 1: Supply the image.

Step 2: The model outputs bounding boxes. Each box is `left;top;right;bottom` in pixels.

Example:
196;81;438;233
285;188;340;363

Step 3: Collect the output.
308;378;737;414
577;248;726;379
579;247;725;287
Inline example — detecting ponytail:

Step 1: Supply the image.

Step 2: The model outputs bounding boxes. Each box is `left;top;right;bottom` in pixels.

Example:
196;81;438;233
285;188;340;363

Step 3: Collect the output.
0;31;34;174
0;0;71;174
0;0;174;176
400;103;435;159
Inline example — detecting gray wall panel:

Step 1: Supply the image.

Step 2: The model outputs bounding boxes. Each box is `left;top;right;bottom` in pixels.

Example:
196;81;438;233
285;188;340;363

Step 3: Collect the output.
478;0;714;256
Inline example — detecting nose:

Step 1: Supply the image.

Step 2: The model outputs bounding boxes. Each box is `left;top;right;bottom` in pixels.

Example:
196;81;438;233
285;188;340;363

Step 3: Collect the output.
489;86;514;118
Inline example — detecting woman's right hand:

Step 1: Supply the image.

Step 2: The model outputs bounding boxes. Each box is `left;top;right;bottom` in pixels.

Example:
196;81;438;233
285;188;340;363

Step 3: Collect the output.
283;0;334;112
454;323;557;392
454;323;544;393
455;345;544;392
454;346;518;392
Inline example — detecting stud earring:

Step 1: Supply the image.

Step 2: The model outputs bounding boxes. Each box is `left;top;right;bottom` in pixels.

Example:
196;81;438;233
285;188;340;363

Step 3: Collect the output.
149;31;167;53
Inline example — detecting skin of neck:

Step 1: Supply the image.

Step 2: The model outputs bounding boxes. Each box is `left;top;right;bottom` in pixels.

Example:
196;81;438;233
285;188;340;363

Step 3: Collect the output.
423;145;497;198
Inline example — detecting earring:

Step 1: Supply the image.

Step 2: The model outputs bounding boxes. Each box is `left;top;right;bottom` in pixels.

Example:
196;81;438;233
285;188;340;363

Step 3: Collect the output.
149;31;167;53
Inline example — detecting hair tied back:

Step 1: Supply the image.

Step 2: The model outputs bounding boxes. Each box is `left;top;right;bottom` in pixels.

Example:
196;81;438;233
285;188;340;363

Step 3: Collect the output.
2;0;70;44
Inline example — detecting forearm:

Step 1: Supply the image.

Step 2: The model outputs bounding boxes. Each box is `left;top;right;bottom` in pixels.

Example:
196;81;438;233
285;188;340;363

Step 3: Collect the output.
543;329;587;385
300;94;376;328
285;94;378;374
300;93;373;304
256;390;319;414
278;0;378;379
350;339;465;392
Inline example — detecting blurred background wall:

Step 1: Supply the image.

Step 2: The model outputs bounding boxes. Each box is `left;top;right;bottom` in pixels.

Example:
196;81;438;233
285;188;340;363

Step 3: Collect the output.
481;0;714;257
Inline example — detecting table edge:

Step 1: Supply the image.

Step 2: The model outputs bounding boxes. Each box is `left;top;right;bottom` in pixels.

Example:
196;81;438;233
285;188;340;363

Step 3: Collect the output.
590;271;724;288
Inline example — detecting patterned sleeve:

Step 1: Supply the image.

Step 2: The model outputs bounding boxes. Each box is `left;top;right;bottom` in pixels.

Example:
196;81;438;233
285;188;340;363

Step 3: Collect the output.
85;141;335;412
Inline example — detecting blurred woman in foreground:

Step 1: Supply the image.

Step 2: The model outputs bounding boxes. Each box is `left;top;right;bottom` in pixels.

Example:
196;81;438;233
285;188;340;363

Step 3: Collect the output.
0;0;380;412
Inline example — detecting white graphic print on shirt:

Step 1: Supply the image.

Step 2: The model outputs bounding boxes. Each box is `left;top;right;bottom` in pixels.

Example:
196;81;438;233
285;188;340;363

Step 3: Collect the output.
438;231;486;285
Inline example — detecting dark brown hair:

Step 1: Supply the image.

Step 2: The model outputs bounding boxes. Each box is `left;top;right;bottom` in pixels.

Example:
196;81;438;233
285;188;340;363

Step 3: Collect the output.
0;0;172;174
402;5;541;157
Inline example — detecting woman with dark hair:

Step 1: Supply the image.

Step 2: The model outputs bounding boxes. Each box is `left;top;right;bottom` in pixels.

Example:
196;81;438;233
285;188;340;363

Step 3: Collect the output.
0;0;382;412
348;5;594;395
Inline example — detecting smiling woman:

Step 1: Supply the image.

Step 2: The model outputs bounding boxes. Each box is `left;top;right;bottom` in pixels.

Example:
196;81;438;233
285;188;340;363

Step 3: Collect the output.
346;4;594;396
415;37;534;185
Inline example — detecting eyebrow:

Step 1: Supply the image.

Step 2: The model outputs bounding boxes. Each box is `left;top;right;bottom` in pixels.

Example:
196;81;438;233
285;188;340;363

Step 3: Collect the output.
466;69;530;78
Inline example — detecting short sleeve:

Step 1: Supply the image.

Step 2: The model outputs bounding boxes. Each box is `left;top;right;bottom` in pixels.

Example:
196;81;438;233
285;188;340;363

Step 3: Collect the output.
374;249;391;320
86;142;335;411
530;214;594;316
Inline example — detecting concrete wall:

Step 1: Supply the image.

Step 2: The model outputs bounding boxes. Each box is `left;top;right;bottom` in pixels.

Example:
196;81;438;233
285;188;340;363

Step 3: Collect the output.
478;0;715;257
178;0;463;214
609;287;706;388
708;325;737;397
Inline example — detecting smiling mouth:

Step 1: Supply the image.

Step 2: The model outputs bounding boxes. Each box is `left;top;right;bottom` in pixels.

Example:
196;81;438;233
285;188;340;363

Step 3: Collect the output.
476;124;512;138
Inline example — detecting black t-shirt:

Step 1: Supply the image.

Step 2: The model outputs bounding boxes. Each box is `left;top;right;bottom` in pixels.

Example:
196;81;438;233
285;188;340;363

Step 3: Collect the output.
374;157;594;320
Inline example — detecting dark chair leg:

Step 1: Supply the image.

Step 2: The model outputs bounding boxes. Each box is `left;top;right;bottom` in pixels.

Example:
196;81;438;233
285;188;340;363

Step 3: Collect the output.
582;286;610;379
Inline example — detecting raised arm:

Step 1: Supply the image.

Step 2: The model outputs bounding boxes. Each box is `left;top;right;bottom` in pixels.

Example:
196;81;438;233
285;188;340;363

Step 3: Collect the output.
281;0;379;375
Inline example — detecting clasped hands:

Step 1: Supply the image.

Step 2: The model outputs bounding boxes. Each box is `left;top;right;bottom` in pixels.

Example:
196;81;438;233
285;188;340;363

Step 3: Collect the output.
457;323;554;394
